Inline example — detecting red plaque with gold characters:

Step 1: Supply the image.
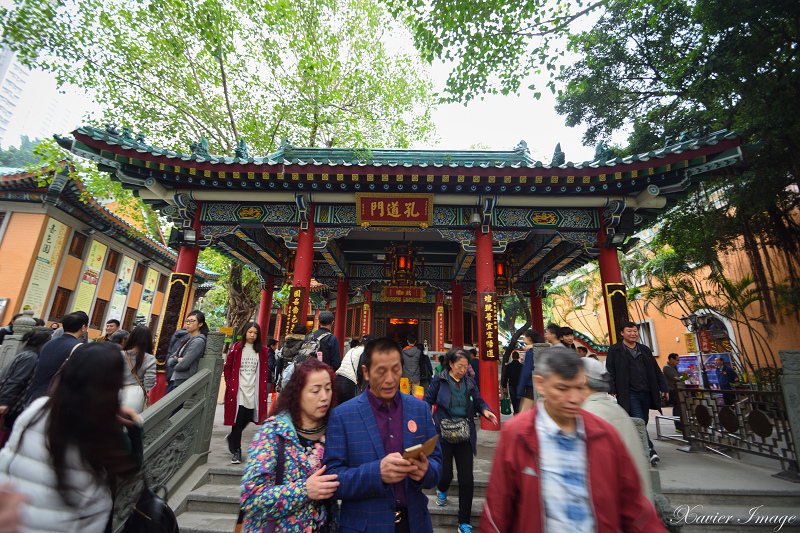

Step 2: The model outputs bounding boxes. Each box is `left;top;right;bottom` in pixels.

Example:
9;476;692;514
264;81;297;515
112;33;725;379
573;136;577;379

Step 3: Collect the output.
356;193;433;226
284;286;307;335
361;301;371;335
478;292;499;360
381;285;425;300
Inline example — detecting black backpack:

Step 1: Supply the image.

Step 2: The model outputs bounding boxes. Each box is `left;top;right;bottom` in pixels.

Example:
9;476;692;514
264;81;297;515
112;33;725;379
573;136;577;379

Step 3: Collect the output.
122;484;179;533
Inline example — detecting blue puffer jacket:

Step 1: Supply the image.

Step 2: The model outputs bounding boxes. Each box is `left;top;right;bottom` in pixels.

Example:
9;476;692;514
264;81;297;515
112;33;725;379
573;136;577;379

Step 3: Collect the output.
423;370;491;455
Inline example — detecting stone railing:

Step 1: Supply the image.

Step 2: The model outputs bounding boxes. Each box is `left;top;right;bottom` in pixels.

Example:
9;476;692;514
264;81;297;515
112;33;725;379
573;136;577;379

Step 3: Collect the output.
0;309;43;369
112;331;225;530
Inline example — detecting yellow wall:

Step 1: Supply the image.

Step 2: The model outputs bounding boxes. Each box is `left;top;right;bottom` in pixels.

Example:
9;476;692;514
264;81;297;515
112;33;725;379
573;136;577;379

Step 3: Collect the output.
59;255;83;290
0;213;47;324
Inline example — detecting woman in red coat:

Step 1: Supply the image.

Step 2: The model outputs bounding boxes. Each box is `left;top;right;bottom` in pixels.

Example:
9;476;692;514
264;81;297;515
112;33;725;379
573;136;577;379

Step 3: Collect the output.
223;322;270;464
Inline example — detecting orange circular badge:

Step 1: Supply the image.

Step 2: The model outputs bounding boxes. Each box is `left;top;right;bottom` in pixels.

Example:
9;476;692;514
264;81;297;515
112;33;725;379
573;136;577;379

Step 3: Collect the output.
408;420;417;433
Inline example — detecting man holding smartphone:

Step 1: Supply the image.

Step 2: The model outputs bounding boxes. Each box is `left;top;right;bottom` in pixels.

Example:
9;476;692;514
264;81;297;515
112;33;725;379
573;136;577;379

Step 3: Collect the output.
323;337;442;533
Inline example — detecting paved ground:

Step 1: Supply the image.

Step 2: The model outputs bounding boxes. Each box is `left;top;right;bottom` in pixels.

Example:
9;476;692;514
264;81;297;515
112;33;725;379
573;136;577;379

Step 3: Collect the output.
208;398;799;494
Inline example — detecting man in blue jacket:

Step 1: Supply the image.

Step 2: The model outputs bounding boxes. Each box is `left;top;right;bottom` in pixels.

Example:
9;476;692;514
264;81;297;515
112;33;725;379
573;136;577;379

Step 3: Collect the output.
324;337;442;533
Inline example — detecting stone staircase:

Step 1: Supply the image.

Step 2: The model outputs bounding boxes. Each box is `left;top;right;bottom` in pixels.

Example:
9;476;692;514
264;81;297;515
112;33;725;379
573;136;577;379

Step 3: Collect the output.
177;468;800;533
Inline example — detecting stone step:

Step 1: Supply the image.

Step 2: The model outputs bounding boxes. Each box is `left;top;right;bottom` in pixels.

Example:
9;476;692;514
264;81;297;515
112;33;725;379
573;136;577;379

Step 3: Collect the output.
425;479;488;500
177;511;239;533
662;488;800;508
206;465;246;486
185;483;241;515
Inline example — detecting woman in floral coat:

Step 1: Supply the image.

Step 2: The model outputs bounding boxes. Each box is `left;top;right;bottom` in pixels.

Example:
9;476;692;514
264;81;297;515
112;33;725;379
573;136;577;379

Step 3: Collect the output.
241;358;340;532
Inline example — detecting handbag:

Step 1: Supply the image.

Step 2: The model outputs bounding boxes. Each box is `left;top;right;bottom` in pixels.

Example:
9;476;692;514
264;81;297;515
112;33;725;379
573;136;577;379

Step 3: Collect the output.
500;393;512;415
235;436;285;532
439;417;470;444
121;483;179;533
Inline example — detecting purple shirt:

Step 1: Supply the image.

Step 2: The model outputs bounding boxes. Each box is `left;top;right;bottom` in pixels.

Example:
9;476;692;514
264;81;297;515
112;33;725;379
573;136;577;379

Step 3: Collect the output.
366;388;407;509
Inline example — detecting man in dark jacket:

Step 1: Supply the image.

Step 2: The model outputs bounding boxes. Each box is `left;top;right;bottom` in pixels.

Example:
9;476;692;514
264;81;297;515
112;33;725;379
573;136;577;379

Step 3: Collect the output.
501;351;523;414
0;314;22;345
304;310;341;370
25;312;88;404
606;321;668;466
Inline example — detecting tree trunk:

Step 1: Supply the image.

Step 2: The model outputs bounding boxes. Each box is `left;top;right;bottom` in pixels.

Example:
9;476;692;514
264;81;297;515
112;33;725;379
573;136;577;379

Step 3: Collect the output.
227;263;257;339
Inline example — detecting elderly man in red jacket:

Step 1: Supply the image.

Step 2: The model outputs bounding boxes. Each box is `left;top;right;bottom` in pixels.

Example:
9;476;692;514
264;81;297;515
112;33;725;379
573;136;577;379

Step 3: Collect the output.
481;345;665;533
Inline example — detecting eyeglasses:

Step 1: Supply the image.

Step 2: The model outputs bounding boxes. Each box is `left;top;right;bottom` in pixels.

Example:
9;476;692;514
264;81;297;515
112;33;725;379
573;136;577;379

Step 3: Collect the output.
185;319;198;324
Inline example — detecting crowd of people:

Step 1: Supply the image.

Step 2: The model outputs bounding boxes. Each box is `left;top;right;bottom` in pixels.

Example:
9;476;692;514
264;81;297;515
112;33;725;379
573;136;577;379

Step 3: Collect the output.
0;307;674;533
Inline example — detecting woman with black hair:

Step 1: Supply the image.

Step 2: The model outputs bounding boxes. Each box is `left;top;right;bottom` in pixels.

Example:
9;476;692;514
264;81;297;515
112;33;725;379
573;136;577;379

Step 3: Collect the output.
223;322;271;464
167;309;208;392
0;331;51;432
120;326;157;413
0;343;143;531
424;348;497;533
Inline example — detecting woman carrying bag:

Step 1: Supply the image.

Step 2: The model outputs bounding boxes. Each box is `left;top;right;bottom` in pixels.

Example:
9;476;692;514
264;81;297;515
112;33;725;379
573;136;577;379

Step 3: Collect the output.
120;326;157;414
223;322;271;465
240;358;340;532
424;348;497;533
0;343;143;532
0;331;51;444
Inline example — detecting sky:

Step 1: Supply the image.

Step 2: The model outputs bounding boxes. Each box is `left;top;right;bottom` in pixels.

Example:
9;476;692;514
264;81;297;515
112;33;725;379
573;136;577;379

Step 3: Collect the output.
1;2;613;163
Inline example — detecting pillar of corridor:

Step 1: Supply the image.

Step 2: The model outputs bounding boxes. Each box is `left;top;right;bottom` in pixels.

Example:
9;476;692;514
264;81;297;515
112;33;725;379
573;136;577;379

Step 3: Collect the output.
451;280;464;348
529;282;544;334
292;206;315;321
257;275;274;338
334;277;348;355
474;227;501;431
597;224;628;345
273;306;283;340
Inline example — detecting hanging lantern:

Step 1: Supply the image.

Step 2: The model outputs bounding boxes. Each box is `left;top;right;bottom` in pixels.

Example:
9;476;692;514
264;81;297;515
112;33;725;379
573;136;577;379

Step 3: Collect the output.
494;254;514;296
385;241;423;286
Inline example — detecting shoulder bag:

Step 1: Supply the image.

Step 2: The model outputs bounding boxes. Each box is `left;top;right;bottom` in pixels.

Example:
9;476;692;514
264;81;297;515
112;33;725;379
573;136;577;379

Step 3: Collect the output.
234;436;285;533
439;417;470;443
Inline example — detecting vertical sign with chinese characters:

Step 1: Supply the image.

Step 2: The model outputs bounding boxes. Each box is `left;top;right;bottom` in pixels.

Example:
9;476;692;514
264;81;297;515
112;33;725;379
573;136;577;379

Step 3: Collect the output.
21;218;69;318
108;256;135;322
137;268;159;321
284;286;307;335
684;332;698;353
435;302;445;352
361;289;372;336
72;240;108;314
478;292;499;360
697;330;712;354
355;193;433;226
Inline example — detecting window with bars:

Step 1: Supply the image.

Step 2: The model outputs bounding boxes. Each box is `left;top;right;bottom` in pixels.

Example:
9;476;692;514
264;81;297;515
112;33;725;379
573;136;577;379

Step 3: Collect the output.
90;299;108;329
149;314;160;334
346;308;354;336
123;307;137;331
69;232;86;259
157;274;167;292
354;308;362;337
105;250;120;273
133;264;145;284
48;287;72;322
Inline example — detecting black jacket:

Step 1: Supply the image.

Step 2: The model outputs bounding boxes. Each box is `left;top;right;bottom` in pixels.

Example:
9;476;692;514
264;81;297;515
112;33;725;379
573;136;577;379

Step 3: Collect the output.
606;341;668;415
502;360;523;393
26;335;80;404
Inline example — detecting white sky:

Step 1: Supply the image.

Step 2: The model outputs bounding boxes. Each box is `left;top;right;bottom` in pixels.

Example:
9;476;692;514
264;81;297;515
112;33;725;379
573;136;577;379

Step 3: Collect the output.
2;3;614;163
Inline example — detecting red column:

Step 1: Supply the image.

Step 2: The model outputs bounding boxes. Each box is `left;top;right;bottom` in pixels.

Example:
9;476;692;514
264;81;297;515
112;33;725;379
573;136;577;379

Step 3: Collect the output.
598;223;625;344
475;228;500;431
174;203;202;277
529;282;544;334
258;275;274;337
292;208;315;321
335;277;348;355
451;280;464;347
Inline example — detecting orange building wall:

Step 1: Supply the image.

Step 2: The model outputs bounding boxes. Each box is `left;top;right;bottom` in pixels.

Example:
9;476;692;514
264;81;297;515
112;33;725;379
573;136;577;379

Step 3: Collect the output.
97;269;115;302
59;255;83;290
128;282;143;308
152;289;165;317
0;212;47;324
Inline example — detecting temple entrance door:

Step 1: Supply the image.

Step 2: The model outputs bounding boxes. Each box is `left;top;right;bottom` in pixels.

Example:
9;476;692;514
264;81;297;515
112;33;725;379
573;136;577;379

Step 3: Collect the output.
387;318;419;345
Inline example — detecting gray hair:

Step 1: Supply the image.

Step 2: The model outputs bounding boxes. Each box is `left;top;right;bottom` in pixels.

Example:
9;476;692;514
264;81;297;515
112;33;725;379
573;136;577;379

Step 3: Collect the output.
534;344;583;379
586;375;610;392
109;329;129;344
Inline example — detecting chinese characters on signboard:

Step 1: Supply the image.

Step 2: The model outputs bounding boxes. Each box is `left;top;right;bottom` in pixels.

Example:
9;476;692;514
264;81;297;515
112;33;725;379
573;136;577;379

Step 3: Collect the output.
21;218;69;318
435;304;445;352
478;292;499;360
355;193;433;226
697;330;712;354
381;285;425;301
361;302;371;336
284;286;307;335
73;240;108;314
684;333;697;353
